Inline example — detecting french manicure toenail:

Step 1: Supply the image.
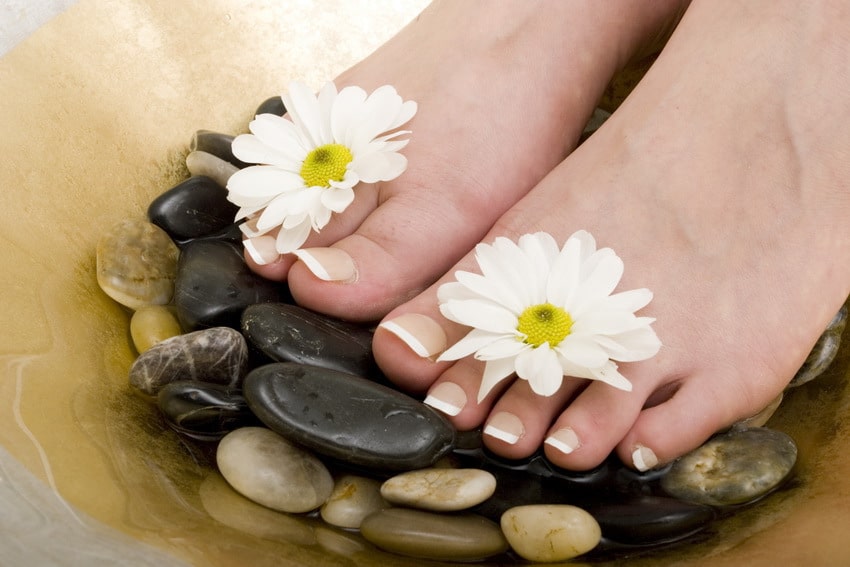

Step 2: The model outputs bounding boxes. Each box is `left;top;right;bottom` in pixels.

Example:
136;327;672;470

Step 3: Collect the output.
243;236;280;265
632;444;659;472
378;313;447;358
544;427;581;454
293;248;356;282
423;382;466;417
484;412;525;445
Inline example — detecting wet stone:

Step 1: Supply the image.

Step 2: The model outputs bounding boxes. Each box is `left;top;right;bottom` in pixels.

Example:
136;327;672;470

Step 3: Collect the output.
148;175;239;242
156;380;256;441
128;326;248;395
244;363;455;472
586;496;715;546
96;219;179;310
661;427;797;507
216;427;333;514
381;468;496;512
190;130;249;168
255;95;287;116
186;150;239;190
129;305;182;353
501;505;601;563
241;303;377;377
173;239;285;330
788;305;847;388
360;508;508;562
320;475;388;529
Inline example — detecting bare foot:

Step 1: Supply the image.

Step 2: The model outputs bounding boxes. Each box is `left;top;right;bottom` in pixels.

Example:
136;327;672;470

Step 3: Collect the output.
375;0;850;471
243;0;688;320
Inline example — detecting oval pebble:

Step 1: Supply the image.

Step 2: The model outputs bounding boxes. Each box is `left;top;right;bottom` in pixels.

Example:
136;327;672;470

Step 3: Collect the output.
500;505;601;562
661;427;797;506
129;305;182;353
244;363;455;472
360;508;508;562
96;219;179;310
216;427;333;514
156;380;255;441
788;305;846;388
380;468;496;512
320;475;388;529
587;496;715;545
128;326;248;395
186;150;239;190
148;175;238;241
190;130;248;168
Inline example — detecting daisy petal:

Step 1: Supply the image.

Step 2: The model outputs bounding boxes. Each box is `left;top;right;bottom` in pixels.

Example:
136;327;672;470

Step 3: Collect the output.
320;186;355;213
283;81;324;148
590;362;633;391
439;299;518;334
478;357;517;403
555;334;610;368
437;328;504;362
331;85;367;147
274;217;312;253
475;336;527;361
515;346;565;397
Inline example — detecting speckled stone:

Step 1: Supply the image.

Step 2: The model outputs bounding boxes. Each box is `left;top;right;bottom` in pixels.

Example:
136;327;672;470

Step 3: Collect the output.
381;468;496;512
661;427;797;507
156;381;255;441
128;326;248;395
360;508;508;562
586;496;715;545
500;505;601;562
788;305;847;388
244;363;455;472
148;175;239;242
320;475;388;529
216;427;333;514
241;303;376;376
129;305;182;353
96;219;179;310
173;239;285;330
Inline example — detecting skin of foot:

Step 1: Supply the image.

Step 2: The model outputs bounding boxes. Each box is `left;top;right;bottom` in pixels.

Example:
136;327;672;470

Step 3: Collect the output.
374;0;850;471
247;0;689;321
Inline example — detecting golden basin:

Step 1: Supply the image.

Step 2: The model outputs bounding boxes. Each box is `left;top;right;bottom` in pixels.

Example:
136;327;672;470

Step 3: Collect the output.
2;1;849;565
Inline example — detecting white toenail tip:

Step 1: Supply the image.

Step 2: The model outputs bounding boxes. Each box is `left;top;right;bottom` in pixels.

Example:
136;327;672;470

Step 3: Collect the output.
244;239;271;265
379;320;431;358
632;445;658;472
423;394;462;416
484;425;520;445
292;249;331;280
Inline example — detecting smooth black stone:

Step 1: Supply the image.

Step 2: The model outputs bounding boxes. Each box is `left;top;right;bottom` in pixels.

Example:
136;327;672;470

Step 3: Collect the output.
148;175;239;241
255;96;287;116
244;363;455;472
190;130;249;168
241;303;377;377
586;496;715;546
173;239;286;330
157;381;257;441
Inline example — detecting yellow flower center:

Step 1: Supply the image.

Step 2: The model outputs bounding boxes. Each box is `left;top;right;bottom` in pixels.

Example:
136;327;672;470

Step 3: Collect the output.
516;303;573;347
300;143;353;187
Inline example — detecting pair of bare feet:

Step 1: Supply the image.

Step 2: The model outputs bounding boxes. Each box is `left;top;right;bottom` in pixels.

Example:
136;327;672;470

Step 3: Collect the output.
247;0;850;471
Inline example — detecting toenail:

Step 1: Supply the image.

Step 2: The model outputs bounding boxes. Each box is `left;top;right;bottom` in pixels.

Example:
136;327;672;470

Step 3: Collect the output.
631;444;659;472
379;313;447;358
243;235;281;265
423;382;467;417
292;247;357;282
544;427;581;455
484;412;525;445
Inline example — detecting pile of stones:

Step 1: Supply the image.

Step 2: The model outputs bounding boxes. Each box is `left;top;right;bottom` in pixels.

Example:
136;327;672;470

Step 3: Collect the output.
94;97;846;563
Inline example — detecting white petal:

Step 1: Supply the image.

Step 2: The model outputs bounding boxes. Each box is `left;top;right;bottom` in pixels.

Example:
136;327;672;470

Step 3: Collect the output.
349;85;407;144
331;85;368;147
439;299;518;334
569;249;624;316
572;309;642;336
475;239;535;307
596;324;662;361
475;336;527;361
515;346;565;397
315;82;337;144
454;271;523;314
232;133;302;170
321;185;355;213
275;217;312;253
226;166;304;203
477;357;517;403
555;334;611;368
437;278;485;303
547;234;584;307
349;150;407;183
283;81;324;148
602;288;654;313
519;232;560;299
589;361;633;391
437;328;504;362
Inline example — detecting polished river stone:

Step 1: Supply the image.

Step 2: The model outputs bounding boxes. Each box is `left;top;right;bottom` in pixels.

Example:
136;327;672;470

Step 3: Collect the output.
500;504;601;562
320;474;388;529
156;380;256;441
190;130;248;168
129;305;182;353
586;496;715;546
244;363;455;471
788;305;847;388
380;468;496;512
661;427;797;506
148;175;239;242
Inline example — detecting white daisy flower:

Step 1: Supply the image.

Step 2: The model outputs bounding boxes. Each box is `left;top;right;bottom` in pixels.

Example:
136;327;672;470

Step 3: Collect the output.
226;81;417;254
437;231;661;402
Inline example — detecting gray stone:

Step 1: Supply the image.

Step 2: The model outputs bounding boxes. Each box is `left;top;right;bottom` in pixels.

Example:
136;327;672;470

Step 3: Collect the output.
360;508;508;562
320;475;388;529
380;468;496;512
500;505;601;562
788;305;847;388
96;219;179;310
128;327;248;395
216;427;333;514
661;427;797;506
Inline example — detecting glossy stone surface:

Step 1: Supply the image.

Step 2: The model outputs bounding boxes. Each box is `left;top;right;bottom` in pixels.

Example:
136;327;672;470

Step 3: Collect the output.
190;130;248;168
661;427;797;506
360;508;508;562
587;496;715;545
241;303;377;376
244;363;455;472
128;327;248;395
129;305;182;353
380;468;496;512
500;505;601;562
255;95;287;116
185;150;239;190
96;219;179;310
156;380;255;441
788;305;847;388
320;475;388;529
148;175;239;242
216;427;333;514
173;239;285;330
